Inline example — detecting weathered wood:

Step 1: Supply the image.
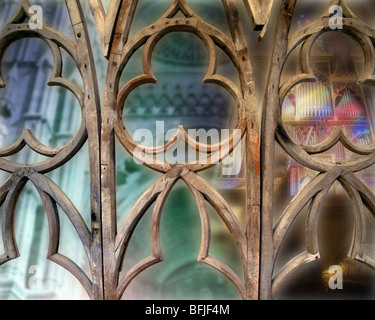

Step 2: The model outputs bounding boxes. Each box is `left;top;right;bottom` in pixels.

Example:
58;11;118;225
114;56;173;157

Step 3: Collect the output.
272;251;318;299
182;170;247;299
108;0;259;300
306;189;330;255
273;168;342;262
260;0;297;300
242;0;274;31
0;0;103;299
265;0;375;299
1;0;375;301
66;0;104;299
222;0;261;300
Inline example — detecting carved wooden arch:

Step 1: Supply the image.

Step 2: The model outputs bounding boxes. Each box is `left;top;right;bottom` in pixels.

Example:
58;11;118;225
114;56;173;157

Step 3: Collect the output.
261;0;375;300
101;0;260;300
0;0;103;299
0;0;375;300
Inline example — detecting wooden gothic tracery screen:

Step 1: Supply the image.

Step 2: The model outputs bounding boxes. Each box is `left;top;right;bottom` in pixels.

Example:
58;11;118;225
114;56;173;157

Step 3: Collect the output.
0;0;375;300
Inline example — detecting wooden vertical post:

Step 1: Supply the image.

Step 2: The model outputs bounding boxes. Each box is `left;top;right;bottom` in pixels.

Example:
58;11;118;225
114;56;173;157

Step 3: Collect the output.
100;0;139;300
260;0;297;300
65;0;104;300
222;0;261;299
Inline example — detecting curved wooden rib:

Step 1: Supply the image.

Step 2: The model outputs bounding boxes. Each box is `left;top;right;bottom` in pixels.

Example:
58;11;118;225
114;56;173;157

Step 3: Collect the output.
8;0;34;24
113;4;246;173
0;130;63;158
0;175;19;207
202;256;246;299
44;39;84;105
276;125;375;173
162;0;194;19
272;187;331;297
115;167;182;299
150;172;180;260
115;119;246;174
343;171;375;273
271;189;331;297
118;21;237;87
299;32;321;78
119;0;240;74
339;179;366;260
186;120;246;153
0;25;78;87
0;124;88;175
182;171;247;269
119;118;245;173
276;125;334;172
116;117;244;156
115;168;182;255
273;167;343;263
279;73;316;104
0;1;96;174
186;124;245;174
116;256;159;299
185;179;246;299
306;188;330;255
294;18;375;86
339;173;375;264
48;253;93;296
28;173;91;259
35;188;93;297
35;188;60;257
138;25;244;107
302;127;375;156
0;175;26;266
114;121;171;174
48;76;84;107
190;186;211;260
272;251;319;299
341;172;375;215
127;119;245;156
362;254;375;271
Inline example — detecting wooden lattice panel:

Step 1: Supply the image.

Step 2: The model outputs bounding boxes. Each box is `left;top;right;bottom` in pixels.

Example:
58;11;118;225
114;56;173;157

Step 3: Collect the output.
0;0;374;300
